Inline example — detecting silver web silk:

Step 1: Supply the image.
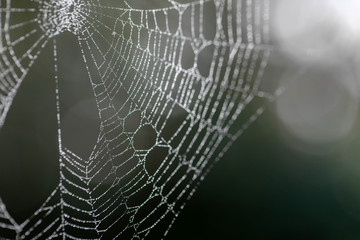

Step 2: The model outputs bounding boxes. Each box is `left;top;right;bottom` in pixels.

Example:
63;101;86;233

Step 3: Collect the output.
0;0;272;239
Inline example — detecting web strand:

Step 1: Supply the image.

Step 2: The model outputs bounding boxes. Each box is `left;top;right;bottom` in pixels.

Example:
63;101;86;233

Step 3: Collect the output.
0;0;274;239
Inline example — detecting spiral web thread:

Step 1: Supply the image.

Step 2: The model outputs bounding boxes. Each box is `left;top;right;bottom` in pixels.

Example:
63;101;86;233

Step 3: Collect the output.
0;0;274;239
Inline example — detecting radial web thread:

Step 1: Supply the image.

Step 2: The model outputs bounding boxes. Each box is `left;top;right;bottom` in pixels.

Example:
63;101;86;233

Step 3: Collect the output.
0;0;275;239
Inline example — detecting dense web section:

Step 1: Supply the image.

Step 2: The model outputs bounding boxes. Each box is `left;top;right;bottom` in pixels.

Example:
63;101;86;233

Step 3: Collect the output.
0;0;274;239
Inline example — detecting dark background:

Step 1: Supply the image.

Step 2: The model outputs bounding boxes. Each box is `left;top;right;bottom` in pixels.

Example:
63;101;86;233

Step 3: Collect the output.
1;0;360;239
170;108;360;240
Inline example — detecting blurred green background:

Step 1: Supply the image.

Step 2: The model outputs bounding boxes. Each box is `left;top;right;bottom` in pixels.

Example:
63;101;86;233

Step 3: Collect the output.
169;108;360;240
1;0;360;239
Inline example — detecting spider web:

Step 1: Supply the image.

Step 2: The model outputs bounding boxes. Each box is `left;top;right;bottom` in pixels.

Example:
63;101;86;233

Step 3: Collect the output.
0;0;275;239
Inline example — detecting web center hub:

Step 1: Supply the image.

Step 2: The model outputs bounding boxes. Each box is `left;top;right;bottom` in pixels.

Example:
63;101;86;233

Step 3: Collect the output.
37;0;85;37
